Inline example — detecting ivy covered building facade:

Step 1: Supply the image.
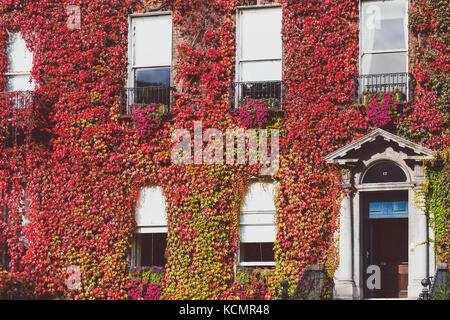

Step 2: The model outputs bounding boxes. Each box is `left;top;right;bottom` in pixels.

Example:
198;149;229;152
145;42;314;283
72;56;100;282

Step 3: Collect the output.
0;0;448;300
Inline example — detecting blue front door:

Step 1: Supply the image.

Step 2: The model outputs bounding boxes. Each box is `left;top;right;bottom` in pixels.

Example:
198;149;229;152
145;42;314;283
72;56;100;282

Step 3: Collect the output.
364;192;409;298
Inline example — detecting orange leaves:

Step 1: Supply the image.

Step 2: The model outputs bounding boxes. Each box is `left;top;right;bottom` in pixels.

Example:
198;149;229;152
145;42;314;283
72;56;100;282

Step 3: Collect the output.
0;0;446;300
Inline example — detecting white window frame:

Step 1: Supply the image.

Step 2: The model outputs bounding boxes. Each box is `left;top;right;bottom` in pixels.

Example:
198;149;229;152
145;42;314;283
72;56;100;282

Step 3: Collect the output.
238;178;277;268
359;0;409;76
132;187;168;268
238;242;276;268
127;12;173;89
4;30;34;93
235;5;283;84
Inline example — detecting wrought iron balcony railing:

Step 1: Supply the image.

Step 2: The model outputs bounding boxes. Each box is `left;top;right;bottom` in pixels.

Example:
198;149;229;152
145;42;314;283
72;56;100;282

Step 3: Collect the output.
120;86;174;116
0;90;35;145
0;90;33;110
229;81;286;111
354;72;410;104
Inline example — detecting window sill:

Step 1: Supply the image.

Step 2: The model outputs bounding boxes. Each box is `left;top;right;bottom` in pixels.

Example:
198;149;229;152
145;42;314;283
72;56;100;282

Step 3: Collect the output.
238;261;275;267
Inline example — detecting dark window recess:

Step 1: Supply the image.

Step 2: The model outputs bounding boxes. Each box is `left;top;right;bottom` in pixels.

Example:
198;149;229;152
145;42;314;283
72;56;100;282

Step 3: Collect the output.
135;67;170;87
138;233;167;267
240;242;274;262
120;67;172;116
363;162;407;184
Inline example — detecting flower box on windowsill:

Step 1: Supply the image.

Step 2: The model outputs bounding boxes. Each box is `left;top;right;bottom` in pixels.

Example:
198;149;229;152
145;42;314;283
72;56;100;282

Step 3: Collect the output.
129;103;170;138
361;91;404;129
232;97;278;129
361;89;406;106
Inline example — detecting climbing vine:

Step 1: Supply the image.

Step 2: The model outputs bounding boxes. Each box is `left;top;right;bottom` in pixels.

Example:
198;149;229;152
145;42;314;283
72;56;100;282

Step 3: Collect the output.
423;150;450;264
0;0;447;300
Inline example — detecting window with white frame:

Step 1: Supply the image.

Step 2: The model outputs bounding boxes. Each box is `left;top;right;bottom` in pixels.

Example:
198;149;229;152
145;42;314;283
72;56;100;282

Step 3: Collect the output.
127;14;172;111
133;187;168;268
236;7;282;82
360;0;408;75
5;31;34;92
239;179;276;267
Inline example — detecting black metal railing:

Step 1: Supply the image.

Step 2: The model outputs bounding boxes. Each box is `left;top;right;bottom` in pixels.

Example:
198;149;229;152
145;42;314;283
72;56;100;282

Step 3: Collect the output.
229;81;285;111
354;72;410;104
0;91;35;146
281;265;325;300
120;86;174;116
0;91;33;110
418;263;448;300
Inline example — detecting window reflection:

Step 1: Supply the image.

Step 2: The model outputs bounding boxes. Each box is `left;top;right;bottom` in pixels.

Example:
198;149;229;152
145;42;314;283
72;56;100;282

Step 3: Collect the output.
136;67;171;87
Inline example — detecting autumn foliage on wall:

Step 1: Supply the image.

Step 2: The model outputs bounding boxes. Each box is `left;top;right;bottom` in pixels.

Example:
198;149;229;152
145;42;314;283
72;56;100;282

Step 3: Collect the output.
0;0;447;299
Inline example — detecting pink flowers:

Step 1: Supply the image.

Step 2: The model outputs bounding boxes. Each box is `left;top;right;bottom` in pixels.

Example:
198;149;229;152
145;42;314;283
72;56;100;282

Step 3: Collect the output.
128;280;162;300
234;98;272;128
131;103;166;138
364;92;399;127
128;266;163;300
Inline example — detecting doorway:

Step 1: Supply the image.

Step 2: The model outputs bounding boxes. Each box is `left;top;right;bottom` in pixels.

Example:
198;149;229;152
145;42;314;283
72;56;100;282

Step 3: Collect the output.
363;191;408;298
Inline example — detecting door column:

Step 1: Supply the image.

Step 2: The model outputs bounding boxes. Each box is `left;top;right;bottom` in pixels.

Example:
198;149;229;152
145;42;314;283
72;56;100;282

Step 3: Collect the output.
408;187;429;298
334;183;355;299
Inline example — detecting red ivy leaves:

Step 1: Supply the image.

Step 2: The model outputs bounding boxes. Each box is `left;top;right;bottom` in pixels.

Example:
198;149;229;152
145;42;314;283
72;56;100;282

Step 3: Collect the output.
0;0;447;300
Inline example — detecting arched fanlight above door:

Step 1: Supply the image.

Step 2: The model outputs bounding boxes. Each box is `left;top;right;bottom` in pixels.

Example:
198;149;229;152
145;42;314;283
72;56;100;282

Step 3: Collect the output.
362;161;407;183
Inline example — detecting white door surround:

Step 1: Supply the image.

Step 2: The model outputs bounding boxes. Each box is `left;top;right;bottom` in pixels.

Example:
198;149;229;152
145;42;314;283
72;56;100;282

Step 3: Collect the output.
325;129;435;299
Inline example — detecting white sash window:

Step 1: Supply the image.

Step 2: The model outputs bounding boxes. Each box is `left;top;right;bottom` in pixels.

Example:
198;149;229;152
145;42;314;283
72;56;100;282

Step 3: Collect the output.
360;0;408;75
239;180;276;267
236;7;282;82
5;31;34;92
129;14;172;88
133;187;168;267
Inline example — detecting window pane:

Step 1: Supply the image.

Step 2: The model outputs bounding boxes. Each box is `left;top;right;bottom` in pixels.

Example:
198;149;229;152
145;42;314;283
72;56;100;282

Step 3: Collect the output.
361;0;407;52
260;243;274;262
7;32;33;72
241;61;282;82
135;187;168;228
138;233;167;267
240;242;274;262
361;52;407;75
152;233;167;267
239;8;282;61
372;18;405;51
241;243;260;262
242;181;276;212
363;162;407;183
136;67;170;87
240;225;276;243
6;74;34;92
133;15;172;67
140;234;154;266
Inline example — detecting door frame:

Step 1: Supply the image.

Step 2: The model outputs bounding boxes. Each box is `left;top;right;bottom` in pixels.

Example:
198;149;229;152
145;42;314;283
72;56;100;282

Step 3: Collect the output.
352;182;433;299
362;190;409;298
325;129;436;300
334;161;434;299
